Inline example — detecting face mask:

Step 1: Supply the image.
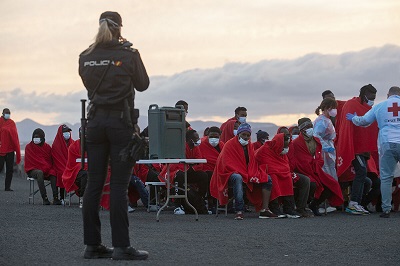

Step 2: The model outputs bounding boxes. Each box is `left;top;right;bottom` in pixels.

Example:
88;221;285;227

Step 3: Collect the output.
233;130;238;136
292;134;299;140
305;128;314;137
33;138;41;145
208;138;219;147
3;114;10;120
63;132;70;140
193;139;201;146
328;109;337;117
238;137;248;146
281;147;289;155
238;117;246;124
365;96;374;107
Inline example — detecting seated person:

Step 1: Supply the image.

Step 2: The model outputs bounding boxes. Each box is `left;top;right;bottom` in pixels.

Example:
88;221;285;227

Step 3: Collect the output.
158;129;208;215
210;123;277;220
62;129;87;206
128;165;150;212
198;126;225;211
288;118;344;216
52;124;74;204
256;133;300;218
253;130;269;151
289;125;300;140
25;128;60;205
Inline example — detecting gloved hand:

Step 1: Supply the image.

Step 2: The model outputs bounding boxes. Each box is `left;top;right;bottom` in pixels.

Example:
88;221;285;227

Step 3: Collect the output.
322;147;335;153
346;112;357;121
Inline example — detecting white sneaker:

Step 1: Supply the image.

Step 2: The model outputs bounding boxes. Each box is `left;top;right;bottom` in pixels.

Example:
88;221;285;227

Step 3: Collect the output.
148;205;159;212
174;207;185;215
355;204;370;215
128;206;136;213
318;206;337;214
61;199;65;206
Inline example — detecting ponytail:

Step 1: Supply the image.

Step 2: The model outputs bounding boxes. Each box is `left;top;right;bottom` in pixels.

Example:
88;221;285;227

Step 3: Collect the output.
315;106;321;115
83;21;115;55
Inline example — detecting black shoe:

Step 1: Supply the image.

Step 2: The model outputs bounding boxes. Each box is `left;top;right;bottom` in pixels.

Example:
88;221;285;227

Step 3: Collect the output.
270;207;287;218
5;188;13;191
309;201;322;216
43;197;51;205
380;211;390;218
84;244;113;259
52;197;62;205
112;246;149;261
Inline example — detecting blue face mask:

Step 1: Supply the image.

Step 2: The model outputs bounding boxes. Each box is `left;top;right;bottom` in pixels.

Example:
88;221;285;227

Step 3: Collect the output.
3;114;10;120
63;132;71;140
238;137;248;146
238;117;246;124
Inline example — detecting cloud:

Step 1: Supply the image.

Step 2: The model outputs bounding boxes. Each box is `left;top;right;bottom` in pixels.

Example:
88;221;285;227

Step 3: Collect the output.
2;44;400;125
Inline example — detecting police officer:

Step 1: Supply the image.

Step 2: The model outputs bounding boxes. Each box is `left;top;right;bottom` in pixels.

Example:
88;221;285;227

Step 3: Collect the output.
78;11;149;260
346;86;400;218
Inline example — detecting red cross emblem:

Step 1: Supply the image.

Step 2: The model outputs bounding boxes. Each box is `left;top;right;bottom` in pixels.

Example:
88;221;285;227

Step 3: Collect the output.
388;102;400;117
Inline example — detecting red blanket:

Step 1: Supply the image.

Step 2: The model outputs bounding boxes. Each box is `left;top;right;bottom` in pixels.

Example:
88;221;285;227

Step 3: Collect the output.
52;126;74;187
336;97;378;179
220;119;236;143
24;142;56;177
158;143;204;183
0;118;21;164
198;137;224;172
288;134;343;206
210;137;267;211
220;116;236;132
256;133;293;201
62;140;86;193
253;141;263;151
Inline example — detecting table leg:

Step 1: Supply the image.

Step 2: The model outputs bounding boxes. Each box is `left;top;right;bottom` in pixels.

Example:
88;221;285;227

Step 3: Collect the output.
156;164;170;222
183;163;198;221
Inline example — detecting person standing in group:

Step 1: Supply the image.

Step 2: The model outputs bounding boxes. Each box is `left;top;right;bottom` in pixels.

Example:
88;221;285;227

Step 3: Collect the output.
79;11;149;260
346;86;400;218
313;98;338;180
0;108;21;191
336;84;379;215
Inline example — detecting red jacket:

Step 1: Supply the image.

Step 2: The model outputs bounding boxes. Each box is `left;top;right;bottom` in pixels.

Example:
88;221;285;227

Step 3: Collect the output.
25;141;56;178
52;126;74;187
62;140;86;193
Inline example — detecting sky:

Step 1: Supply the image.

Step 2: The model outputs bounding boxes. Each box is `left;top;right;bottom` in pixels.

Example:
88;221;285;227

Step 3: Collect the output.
1;0;400;127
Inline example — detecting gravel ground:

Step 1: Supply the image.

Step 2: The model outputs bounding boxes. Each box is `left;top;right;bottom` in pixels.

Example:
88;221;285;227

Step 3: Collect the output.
1;174;399;266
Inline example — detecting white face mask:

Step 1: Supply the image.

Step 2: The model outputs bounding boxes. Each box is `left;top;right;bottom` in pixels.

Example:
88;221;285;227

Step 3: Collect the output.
233;130;238;136
193;139;201;146
238;117;246;124
208;138;219;147
365;96;374;107
33;138;41;145
328;109;337;117
292;134;299;140
305;128;314;137
3;114;10;120
281;147;289;155
63;132;70;140
238;137;249;146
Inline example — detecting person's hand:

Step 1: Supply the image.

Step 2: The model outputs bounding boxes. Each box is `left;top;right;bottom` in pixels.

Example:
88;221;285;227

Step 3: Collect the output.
346;112;357;121
323;147;335;153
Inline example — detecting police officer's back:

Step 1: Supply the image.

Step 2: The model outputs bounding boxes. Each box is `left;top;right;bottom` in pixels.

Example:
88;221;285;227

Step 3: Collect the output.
78;11;149;261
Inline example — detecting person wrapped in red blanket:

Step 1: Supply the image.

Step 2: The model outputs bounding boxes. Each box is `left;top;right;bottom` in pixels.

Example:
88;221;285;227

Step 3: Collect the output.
52;124;74;203
210;123;278;220
0;108;21;191
158;129;208;215
62;130;87;208
256;133;300;218
288;118;343;216
336;84;379;215
253;130;269;151
198;126;225;212
25;128;60;205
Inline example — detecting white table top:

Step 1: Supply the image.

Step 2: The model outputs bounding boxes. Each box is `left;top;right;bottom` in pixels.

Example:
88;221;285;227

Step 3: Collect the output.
137;159;207;164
